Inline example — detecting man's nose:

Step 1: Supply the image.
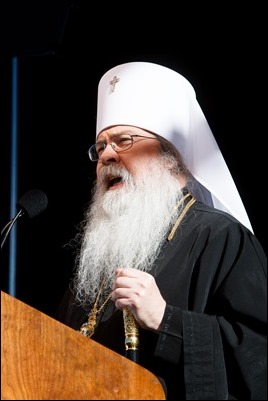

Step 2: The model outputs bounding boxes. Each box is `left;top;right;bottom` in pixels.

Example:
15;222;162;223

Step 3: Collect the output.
99;143;119;164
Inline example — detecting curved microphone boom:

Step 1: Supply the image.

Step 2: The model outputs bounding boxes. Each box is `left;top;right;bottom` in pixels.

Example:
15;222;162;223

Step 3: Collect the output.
1;189;48;250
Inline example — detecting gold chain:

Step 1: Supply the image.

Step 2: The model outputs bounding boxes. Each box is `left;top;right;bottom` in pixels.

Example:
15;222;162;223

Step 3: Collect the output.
167;195;196;241
173;192;191;210
78;282;112;338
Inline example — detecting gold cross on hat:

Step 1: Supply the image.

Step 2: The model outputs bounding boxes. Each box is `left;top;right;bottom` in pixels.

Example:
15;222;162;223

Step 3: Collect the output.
109;76;120;93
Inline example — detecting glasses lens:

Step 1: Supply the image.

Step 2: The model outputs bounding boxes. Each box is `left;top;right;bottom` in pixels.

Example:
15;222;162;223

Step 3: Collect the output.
88;144;100;161
88;134;133;161
113;134;133;151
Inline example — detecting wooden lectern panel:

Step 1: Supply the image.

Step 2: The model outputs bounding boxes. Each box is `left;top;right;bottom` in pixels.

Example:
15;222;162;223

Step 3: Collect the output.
1;291;165;400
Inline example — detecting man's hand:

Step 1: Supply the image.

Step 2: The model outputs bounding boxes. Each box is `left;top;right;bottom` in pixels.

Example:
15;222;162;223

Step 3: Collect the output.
112;268;166;331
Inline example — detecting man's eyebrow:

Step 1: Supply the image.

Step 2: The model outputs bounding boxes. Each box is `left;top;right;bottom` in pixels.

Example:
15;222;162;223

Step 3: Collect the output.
97;130;136;141
113;130;137;135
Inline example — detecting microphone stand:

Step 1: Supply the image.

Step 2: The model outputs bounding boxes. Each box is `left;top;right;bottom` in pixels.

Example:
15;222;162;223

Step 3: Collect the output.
1;210;24;250
123;307;139;363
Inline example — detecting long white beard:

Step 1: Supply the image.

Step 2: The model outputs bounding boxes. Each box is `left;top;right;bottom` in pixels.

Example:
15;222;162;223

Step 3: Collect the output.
73;157;184;307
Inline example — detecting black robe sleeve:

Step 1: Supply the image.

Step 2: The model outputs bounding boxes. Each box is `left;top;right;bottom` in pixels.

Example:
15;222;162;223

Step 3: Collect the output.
154;208;267;400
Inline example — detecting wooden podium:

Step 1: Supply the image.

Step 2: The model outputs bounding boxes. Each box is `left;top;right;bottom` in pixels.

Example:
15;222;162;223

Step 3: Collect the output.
1;291;166;400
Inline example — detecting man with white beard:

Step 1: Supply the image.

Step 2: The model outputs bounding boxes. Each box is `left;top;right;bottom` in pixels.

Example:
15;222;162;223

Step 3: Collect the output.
73;137;188;310
56;62;267;400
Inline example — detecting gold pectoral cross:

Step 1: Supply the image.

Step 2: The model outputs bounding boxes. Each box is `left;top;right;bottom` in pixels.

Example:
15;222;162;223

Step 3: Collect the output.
79;308;98;337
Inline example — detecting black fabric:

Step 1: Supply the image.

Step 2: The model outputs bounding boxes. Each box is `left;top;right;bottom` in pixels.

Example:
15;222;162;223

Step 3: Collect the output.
56;201;267;400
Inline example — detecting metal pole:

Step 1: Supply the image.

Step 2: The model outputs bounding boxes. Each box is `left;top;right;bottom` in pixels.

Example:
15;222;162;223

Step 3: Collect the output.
8;56;19;296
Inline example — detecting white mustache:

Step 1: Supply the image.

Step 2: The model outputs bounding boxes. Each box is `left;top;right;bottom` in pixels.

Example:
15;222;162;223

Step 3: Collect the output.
98;165;133;186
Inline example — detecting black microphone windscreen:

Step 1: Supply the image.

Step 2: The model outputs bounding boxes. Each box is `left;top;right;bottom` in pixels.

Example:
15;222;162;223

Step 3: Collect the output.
16;189;48;219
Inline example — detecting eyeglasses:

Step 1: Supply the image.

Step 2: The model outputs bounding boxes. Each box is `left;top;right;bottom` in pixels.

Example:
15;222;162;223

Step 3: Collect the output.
88;133;158;161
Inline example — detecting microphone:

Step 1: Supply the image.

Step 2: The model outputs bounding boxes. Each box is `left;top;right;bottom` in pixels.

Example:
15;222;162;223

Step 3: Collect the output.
1;189;48;250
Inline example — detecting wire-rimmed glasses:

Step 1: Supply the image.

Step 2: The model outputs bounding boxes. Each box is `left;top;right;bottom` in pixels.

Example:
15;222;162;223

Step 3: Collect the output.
88;133;158;161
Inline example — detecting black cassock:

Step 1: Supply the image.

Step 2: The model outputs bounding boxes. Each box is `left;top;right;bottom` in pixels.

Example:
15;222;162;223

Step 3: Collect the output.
56;201;267;400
